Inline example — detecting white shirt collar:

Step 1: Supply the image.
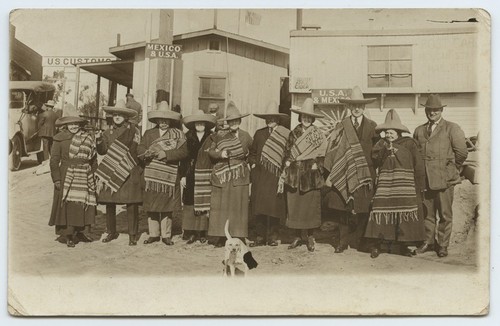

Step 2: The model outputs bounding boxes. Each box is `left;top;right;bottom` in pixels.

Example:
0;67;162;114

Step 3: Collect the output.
352;115;363;125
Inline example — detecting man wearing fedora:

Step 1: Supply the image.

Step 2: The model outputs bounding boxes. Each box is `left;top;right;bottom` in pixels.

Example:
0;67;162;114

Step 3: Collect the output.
125;92;142;126
179;110;217;244
323;86;378;254
249;100;290;247
38;100;59;161
95;99;143;246
413;94;468;258
138;101;188;246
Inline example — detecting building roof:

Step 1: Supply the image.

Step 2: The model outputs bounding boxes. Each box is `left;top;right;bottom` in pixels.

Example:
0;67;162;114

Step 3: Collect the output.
76;60;134;88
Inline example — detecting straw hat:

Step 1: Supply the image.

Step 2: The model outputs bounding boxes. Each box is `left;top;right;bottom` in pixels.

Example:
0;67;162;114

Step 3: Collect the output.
55;116;88;127
182;110;217;130
420;94;446;109
148;101;181;123
290;98;323;118
375;109;410;134
339;86;376;105
253;100;289;121
218;101;250;121
44;100;56;107
103;99;137;118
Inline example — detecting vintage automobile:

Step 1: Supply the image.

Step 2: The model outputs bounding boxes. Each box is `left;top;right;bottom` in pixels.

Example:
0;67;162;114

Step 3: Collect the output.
9;81;56;171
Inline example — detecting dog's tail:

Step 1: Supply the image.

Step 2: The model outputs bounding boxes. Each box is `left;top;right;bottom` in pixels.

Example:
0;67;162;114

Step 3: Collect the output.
224;219;232;240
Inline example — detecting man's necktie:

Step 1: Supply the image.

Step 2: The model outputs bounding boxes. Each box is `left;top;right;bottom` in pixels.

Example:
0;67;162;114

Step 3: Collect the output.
427;122;434;137
353;117;359;129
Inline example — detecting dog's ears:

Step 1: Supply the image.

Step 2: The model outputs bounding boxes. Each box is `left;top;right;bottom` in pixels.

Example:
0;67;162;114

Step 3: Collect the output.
243;251;258;270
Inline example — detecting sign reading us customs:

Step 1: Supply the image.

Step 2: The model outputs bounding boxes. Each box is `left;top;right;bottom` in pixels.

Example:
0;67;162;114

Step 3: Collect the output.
311;89;352;105
43;56;115;67
145;43;183;59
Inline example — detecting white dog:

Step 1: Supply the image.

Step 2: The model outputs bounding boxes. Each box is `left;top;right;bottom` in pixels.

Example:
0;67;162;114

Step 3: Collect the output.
222;220;258;277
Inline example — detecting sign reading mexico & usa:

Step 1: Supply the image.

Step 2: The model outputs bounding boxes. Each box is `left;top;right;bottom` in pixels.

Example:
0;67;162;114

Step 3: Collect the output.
145;43;183;59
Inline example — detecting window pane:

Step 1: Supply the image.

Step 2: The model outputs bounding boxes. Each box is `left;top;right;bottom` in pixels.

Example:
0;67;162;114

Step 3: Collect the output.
368;46;390;60
209;40;220;51
389;75;412;87
198;99;225;114
10;91;25;109
200;78;225;98
390;60;412;74
390;46;412;60
368;61;389;74
368;75;389;88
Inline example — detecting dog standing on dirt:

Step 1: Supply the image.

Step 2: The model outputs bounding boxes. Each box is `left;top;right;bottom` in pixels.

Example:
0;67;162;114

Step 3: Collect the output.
222;220;258;277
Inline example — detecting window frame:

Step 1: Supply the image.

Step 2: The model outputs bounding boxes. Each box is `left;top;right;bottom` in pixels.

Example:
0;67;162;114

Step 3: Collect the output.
367;45;413;88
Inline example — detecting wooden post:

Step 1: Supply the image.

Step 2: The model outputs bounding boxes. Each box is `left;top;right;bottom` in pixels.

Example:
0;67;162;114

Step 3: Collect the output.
297;9;303;30
74;65;80;111
96;75;101;126
141;11;153;135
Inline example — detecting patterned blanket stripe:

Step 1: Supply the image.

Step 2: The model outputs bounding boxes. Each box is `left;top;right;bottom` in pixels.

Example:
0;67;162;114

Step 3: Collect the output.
260;125;290;176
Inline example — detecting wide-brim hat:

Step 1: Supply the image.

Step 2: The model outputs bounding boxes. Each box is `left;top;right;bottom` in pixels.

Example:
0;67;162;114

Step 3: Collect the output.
103;99;137;118
55;116;88;127
420;94;447;109
182;110;217;130
45;100;56;107
148;101;181;122
339;86;376;104
218;101;250;122
375;109;410;134
253;100;289;121
290;98;323;118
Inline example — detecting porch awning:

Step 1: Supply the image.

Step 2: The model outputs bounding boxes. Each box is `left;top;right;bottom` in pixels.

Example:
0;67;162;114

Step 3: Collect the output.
77;60;134;88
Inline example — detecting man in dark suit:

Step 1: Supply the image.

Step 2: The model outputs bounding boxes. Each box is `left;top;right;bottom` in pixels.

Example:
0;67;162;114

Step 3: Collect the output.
322;86;378;255
413;94;468;258
38;100;59;161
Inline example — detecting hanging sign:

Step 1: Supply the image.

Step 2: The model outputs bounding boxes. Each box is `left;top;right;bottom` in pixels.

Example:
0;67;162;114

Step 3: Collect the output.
311;89;351;105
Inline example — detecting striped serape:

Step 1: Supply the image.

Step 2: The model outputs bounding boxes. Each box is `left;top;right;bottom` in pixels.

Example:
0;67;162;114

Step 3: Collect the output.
213;131;247;184
260;125;290;176
96;126;137;193
62;130;97;207
324;119;372;205
290;125;327;161
194;135;215;213
144;128;186;196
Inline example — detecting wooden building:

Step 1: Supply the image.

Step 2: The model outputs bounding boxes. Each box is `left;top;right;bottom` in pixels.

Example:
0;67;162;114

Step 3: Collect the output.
10;24;43;81
289;25;482;137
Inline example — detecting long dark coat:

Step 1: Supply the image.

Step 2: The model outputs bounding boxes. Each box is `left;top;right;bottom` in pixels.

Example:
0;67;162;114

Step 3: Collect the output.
249;127;287;219
96;123;143;204
413;119;468;190
38;109;59;138
322;116;378;214
179;129;212;206
49;130;97;229
137;126;188;212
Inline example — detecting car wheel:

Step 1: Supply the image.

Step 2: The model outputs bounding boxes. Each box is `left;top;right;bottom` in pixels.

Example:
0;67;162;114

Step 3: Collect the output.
10;136;22;171
36;151;45;164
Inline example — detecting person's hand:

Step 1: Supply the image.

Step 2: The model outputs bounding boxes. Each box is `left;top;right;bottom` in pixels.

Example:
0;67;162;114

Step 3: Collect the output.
156;151;167;160
251;163;256;169
221;150;229;159
54;181;61;191
285;161;291;168
312;163;318;170
180;177;187;188
277;177;285;194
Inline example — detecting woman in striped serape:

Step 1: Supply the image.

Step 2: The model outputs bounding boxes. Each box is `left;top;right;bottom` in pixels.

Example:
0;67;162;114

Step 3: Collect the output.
49;116;96;247
364;109;426;258
207;101;253;247
138;101;188;246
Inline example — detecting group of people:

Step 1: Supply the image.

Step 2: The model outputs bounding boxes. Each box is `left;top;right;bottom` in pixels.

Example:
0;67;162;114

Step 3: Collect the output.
48;85;468;259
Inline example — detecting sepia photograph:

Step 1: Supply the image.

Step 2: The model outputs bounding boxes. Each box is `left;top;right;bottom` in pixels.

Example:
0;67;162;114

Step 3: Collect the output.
3;2;496;321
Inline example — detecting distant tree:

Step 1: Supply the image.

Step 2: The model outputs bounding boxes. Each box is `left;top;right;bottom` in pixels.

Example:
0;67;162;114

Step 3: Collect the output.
79;85;107;125
42;70;71;105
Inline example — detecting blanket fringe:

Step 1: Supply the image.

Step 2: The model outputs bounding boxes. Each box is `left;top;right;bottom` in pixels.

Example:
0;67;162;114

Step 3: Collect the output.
369;210;419;225
145;180;174;196
260;157;282;177
214;164;246;184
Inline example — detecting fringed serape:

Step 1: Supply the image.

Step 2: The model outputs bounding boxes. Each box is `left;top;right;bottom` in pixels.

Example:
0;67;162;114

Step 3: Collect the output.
260;125;290;176
213;132;247;184
194;135;215;213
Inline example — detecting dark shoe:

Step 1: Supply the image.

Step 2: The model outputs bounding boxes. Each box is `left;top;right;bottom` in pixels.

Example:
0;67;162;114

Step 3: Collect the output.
267;240;279;247
143;236;161;244
77;232;93;243
186;234;197;244
66;236;75;248
334;245;348;253
288;237;302;250
214;237;225;248
413;243;434;255
199;237;207;244
249;236;265;247
129;235;137;246
55;235;66;244
162;237;174;246
306;236;315;252
437;246;448;258
400;245;414;257
370;248;380;258
102;232;119;243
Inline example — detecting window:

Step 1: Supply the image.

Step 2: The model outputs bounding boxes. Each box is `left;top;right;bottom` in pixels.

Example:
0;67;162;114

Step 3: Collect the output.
10;90;25;109
198;77;225;113
209;40;221;51
368;45;412;88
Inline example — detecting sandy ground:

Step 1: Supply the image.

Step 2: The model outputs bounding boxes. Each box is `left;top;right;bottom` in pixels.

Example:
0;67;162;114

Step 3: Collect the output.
8;156;480;279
